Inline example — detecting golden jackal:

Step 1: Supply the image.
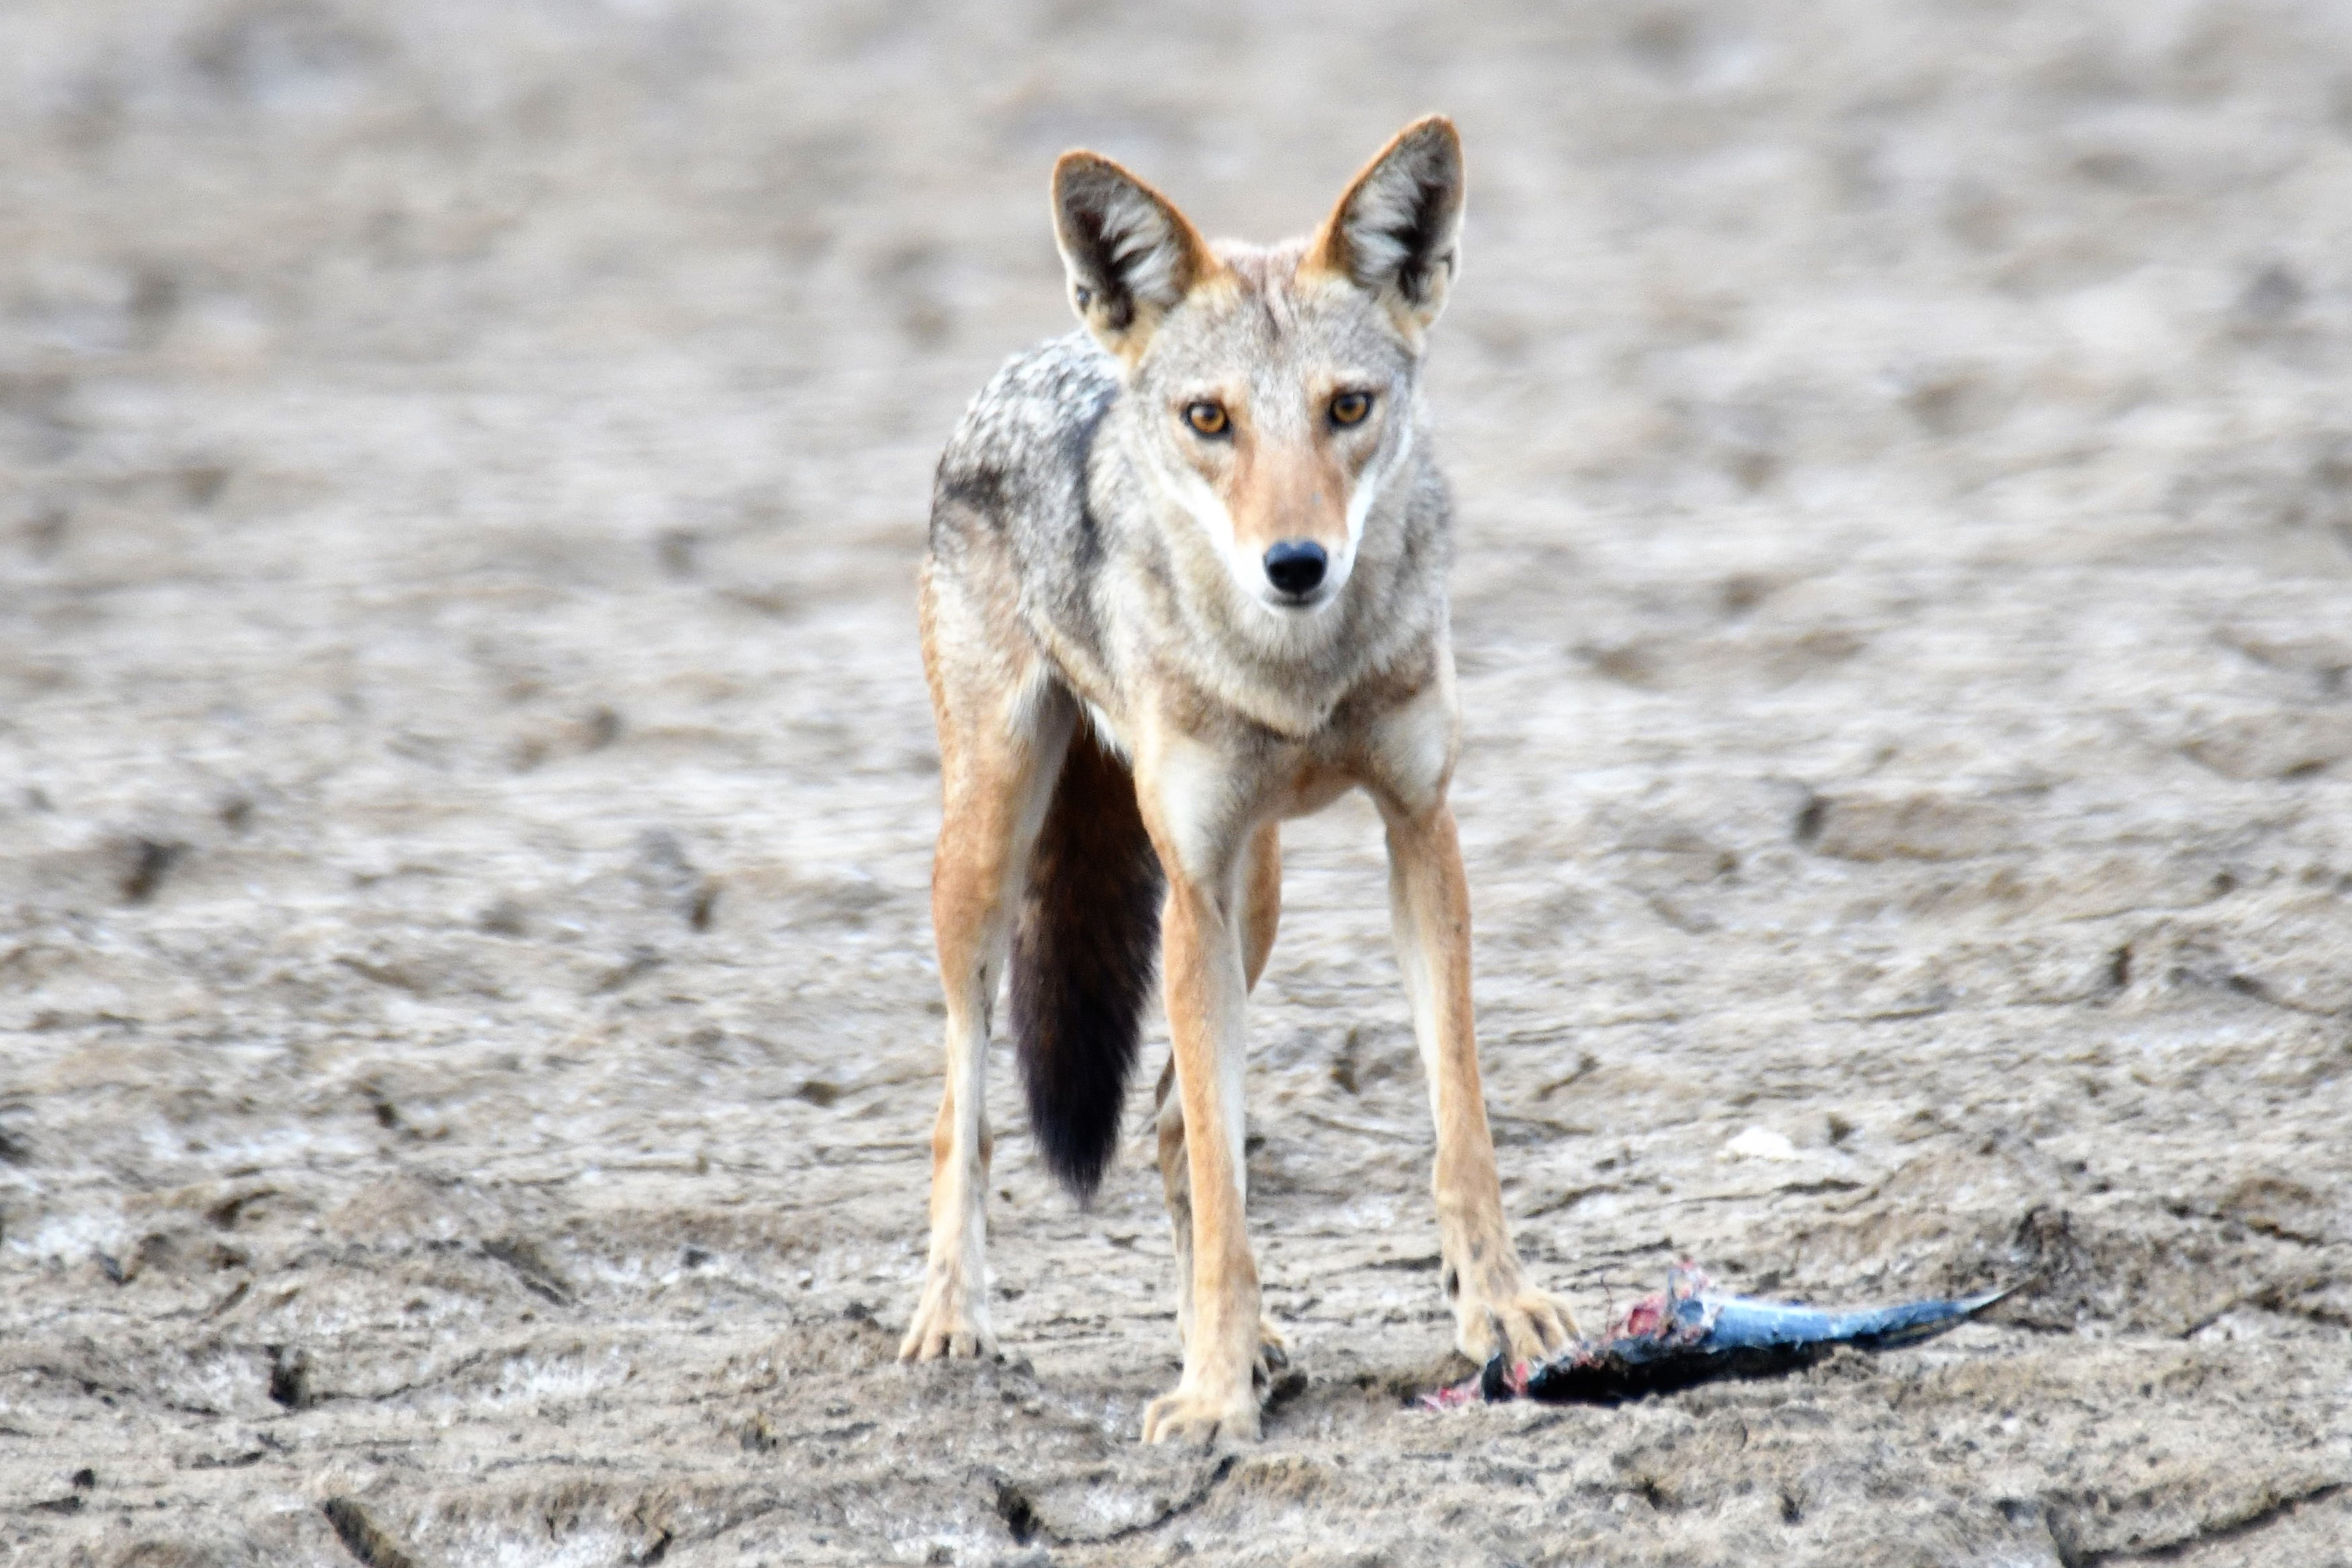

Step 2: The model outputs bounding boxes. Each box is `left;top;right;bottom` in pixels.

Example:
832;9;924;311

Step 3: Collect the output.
905;116;1573;1444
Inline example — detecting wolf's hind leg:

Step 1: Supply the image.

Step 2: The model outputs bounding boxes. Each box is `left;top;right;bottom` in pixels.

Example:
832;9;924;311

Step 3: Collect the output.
901;631;1075;1363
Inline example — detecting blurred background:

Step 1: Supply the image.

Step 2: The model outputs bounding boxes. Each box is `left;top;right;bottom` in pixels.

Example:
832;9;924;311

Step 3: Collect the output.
5;3;2351;1565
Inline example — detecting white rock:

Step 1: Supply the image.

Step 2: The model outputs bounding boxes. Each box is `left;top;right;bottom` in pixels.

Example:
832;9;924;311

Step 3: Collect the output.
1721;1127;1801;1162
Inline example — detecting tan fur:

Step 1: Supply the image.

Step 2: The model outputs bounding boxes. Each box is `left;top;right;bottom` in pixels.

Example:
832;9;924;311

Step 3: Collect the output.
1236;410;1355;556
904;116;1573;1445
1151;816;1287;1383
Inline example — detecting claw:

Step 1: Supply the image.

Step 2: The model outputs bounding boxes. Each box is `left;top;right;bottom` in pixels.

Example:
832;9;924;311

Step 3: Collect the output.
1458;1284;1579;1365
898;1321;999;1362
1252;1317;1291;1387
899;1275;996;1363
1143;1386;1260;1446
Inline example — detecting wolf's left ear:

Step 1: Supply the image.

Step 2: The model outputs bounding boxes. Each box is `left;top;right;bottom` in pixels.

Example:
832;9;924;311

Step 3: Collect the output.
1052;152;1219;364
1305;116;1465;336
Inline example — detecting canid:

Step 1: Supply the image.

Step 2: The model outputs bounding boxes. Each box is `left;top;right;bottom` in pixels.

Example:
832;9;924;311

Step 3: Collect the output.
903;116;1573;1444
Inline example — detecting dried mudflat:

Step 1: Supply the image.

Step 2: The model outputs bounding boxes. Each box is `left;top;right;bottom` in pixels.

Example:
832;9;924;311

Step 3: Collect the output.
4;2;2351;1565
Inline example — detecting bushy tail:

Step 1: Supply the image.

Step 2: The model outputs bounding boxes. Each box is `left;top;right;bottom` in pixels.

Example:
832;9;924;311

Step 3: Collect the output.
1011;724;1164;1202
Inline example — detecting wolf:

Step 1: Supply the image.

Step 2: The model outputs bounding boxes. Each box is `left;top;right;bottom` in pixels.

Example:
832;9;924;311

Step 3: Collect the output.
902;116;1574;1444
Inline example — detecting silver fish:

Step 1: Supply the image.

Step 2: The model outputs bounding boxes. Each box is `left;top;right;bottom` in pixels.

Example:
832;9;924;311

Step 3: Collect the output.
1429;1264;2017;1408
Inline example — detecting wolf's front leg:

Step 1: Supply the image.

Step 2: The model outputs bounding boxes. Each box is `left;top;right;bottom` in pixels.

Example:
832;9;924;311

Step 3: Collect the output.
1381;797;1577;1365
1122;722;1267;1444
1153;820;1289;1383
1142;866;1262;1443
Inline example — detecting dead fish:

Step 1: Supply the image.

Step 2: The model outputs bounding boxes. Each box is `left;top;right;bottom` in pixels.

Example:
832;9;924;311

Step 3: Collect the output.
1428;1264;2016;1408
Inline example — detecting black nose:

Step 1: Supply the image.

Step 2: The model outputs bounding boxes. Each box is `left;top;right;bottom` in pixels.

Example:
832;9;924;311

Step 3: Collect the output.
1263;539;1327;597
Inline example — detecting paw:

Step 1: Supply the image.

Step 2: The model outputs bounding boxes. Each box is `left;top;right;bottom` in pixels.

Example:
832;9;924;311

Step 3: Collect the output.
1142;1381;1261;1446
1456;1284;1577;1366
898;1275;997;1362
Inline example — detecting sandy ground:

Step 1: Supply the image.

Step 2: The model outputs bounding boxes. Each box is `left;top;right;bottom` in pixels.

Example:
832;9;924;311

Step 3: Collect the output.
5;1;2352;1563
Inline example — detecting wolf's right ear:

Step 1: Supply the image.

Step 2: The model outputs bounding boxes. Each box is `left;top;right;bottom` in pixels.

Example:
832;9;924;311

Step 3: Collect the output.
1052;153;1218;364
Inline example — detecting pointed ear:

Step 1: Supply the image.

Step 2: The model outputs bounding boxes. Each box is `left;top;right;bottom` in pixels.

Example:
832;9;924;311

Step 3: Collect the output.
1051;152;1219;364
1305;116;1465;335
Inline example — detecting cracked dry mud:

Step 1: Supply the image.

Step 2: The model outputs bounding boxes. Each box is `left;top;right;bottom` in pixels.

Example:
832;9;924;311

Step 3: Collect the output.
5;3;2352;1565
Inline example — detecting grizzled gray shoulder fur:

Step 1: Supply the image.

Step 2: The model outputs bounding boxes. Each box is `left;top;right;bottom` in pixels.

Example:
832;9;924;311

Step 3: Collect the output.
930;331;1122;660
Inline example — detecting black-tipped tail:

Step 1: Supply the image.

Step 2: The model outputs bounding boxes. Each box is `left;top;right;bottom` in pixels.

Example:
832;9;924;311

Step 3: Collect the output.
1011;724;1163;1201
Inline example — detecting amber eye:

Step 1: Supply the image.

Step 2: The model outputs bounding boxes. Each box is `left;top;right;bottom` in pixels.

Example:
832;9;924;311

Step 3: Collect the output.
1330;391;1373;426
1184;401;1230;437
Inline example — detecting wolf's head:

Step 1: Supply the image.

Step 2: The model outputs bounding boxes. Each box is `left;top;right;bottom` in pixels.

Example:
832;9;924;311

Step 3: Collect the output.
1052;118;1463;627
